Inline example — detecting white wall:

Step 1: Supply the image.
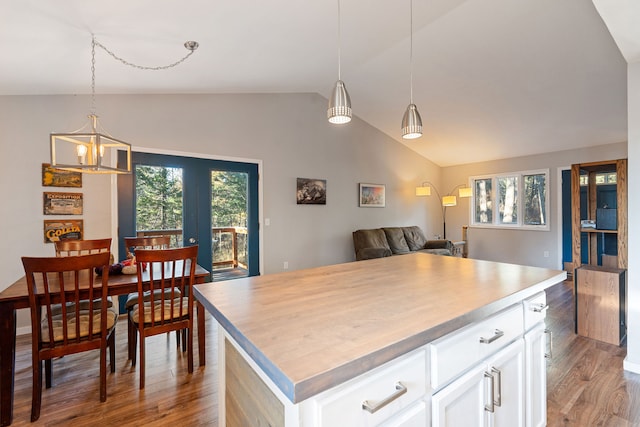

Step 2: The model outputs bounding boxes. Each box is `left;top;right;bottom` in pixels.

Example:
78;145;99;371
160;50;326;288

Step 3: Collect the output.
0;93;442;332
624;61;640;373
441;142;627;268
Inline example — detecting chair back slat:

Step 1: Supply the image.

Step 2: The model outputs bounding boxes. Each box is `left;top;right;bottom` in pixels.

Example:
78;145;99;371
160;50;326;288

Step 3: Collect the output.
55;238;112;257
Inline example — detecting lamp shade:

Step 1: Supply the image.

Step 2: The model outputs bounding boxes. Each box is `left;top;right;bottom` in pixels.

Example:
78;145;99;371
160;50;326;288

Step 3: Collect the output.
442;195;457;207
327;80;352;124
401;103;422;139
50;115;131;174
415;186;431;196
458;187;472;198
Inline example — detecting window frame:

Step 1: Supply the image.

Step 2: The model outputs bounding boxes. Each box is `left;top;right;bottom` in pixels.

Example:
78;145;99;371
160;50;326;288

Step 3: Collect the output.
469;168;550;231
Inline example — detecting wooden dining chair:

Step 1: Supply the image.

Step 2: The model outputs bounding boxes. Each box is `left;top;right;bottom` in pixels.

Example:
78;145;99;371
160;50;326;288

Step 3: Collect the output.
129;245;198;389
21;252;117;422
123;236;174;360
54;238;112;257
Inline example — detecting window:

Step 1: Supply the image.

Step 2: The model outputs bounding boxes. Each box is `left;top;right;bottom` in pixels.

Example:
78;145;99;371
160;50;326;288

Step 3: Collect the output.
470;169;549;230
580;172;616;186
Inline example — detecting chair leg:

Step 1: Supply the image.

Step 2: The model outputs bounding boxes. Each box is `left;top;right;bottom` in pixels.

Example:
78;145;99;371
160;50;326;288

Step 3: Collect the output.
182;329;187;352
100;340;107;402
139;331;145;389
108;330;116;373
131;323;138;366
45;358;52;389
187;327;194;373
31;359;42;422
127;309;134;360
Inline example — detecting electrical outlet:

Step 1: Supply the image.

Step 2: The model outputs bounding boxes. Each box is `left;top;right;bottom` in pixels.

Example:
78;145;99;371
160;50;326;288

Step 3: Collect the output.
543;251;549;258
283;261;289;270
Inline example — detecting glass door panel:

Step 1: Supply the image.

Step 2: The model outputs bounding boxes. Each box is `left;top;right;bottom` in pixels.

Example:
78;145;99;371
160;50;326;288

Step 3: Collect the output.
211;171;249;278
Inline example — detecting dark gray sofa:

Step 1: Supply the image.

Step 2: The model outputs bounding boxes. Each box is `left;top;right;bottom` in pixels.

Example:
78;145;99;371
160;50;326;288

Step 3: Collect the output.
352;226;453;261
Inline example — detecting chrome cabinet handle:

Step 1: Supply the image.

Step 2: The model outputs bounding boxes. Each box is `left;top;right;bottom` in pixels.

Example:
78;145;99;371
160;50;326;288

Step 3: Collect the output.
532;303;549;313
480;329;504;344
362;382;407;414
544;328;553;359
484;371;495;412
491;367;502;407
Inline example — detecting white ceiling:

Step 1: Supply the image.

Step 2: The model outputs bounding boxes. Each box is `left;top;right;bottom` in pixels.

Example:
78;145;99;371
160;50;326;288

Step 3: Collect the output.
0;0;629;166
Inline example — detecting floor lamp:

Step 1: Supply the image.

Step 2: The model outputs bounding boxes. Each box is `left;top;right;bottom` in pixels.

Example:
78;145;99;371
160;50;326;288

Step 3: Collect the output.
416;182;472;239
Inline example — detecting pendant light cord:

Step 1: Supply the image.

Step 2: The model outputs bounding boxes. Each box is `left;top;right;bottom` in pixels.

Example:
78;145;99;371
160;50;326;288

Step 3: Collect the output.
409;0;414;104
337;0;342;80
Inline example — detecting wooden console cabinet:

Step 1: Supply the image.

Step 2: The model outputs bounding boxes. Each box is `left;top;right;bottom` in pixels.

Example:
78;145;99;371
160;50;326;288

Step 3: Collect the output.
575;265;626;345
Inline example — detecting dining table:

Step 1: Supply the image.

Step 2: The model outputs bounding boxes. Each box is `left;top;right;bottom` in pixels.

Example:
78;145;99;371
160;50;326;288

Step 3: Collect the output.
0;262;211;426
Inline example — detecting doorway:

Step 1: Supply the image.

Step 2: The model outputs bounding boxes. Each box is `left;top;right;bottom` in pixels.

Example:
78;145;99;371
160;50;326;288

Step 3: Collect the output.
117;151;260;281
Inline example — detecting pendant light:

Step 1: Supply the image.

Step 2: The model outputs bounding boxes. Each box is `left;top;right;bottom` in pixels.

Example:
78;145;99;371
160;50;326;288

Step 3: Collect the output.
401;0;423;139
327;0;352;124
50;35;198;174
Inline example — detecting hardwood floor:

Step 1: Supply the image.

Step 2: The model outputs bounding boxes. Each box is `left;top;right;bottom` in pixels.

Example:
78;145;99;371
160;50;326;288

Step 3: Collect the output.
10;314;219;426
8;279;640;426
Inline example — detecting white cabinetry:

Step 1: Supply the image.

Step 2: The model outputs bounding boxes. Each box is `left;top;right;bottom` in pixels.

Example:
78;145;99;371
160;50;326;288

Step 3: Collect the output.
432;339;525;427
523;292;550;427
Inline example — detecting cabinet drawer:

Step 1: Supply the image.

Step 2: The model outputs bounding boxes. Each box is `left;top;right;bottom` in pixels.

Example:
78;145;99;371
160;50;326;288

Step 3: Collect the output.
523;292;547;331
314;349;427;426
429;304;524;390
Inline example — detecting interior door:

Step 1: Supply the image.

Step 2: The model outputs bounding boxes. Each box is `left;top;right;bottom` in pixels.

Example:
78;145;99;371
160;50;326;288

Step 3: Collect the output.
117;151;259;280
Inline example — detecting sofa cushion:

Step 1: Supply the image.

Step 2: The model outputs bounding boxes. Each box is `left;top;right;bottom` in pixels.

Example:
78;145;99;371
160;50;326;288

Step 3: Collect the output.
357;247;393;260
402;226;428;251
382;227;411;255
353;229;390;251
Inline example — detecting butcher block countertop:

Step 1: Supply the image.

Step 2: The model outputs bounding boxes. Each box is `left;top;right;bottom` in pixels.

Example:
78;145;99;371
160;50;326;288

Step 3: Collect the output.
194;253;566;404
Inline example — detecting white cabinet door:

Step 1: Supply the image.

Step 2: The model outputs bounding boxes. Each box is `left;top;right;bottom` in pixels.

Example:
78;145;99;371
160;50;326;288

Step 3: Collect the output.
433;340;526;427
489;339;525;427
524;323;547;427
432;364;488;427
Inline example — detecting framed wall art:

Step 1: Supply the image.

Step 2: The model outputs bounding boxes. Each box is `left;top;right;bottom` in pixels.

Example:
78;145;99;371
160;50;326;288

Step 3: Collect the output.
43;219;83;243
359;183;385;207
43;192;83;215
296;178;327;205
42;163;82;188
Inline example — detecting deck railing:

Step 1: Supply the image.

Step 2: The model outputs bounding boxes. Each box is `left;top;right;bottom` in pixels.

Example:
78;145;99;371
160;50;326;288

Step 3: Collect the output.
135;227;247;269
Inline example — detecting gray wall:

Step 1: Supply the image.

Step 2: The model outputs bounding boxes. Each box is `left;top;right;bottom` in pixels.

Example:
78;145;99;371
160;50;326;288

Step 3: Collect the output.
0;93;443;332
441;142;627;268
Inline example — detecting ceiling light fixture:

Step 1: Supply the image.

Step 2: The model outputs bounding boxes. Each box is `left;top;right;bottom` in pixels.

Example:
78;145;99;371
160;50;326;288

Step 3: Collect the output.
50;35;199;174
401;0;423;139
327;0;352;124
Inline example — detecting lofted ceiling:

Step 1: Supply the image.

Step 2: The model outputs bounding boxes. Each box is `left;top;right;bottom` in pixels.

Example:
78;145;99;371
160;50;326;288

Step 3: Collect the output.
0;0;629;166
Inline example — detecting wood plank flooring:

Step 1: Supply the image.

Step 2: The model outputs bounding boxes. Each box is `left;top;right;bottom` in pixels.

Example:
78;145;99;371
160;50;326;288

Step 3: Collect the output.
8;279;640;426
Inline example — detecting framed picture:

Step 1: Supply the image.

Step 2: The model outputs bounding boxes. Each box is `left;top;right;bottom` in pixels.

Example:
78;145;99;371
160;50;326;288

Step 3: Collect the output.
296;178;327;205
43;192;83;215
359;183;385;207
43;219;83;243
42;163;82;188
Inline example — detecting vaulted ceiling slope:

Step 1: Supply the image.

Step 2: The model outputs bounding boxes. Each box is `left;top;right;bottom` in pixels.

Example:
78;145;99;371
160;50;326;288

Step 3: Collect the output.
0;0;628;166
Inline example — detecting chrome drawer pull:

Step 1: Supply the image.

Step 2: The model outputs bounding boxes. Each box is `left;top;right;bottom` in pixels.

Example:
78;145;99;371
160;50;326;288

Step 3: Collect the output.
484;371;495;413
362;382;407;414
480;329;504;344
532;303;549;313
491;367;502;407
544;328;553;359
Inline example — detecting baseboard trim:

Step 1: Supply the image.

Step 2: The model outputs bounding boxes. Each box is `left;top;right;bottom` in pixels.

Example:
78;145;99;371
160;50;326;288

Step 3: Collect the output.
623;357;640;374
16;326;31;336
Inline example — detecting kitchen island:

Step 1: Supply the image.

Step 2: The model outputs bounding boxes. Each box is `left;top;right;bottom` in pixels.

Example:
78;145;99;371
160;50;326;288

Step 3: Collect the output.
194;253;566;426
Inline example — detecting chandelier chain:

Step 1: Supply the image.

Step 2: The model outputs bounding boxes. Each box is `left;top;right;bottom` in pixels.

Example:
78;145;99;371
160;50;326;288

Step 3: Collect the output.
92;36;197;71
91;37;97;116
